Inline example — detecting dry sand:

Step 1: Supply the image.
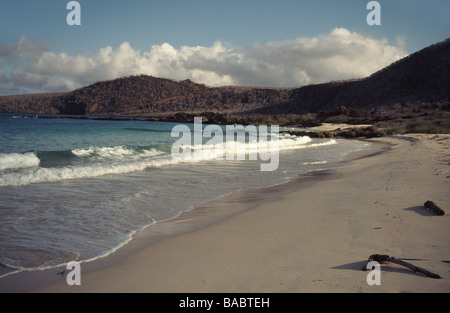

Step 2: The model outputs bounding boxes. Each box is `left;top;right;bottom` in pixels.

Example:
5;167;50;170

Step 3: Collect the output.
1;134;449;293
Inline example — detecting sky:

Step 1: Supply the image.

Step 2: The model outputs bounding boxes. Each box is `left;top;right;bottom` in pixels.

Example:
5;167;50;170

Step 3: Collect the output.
0;0;449;95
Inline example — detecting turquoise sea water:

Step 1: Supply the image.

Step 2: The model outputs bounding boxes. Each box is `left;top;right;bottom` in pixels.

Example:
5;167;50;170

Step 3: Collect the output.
0;113;371;278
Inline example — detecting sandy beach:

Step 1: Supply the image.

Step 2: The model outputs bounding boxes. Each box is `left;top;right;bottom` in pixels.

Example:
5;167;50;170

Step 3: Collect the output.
1;134;449;293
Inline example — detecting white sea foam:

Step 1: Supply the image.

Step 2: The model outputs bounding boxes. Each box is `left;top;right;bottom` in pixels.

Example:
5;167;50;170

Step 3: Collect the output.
0;152;40;170
301;161;328;165
72;146;164;159
0;137;337;187
175;135;335;159
0;155;170;187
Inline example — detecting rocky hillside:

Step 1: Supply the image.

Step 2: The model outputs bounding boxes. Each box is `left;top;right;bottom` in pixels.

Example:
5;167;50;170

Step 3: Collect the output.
0;93;64;115
252;38;450;114
1;38;449;116
0;76;293;116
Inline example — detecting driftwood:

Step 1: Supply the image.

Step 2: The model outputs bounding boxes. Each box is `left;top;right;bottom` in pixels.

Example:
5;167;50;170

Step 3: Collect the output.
368;254;441;279
424;200;445;216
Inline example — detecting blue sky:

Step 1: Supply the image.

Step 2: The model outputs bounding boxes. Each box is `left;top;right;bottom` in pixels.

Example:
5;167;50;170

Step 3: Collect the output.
0;0;449;95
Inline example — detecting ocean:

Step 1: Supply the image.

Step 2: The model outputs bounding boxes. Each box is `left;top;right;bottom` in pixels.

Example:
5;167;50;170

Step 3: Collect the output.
0;113;372;278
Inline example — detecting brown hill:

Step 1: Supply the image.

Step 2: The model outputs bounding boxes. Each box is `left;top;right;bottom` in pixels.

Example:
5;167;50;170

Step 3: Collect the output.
0;38;449;116
252;38;450;114
52;76;210;115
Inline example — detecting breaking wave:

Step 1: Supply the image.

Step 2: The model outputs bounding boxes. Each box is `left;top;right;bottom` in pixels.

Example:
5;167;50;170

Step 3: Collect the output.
0;135;337;187
0;152;40;170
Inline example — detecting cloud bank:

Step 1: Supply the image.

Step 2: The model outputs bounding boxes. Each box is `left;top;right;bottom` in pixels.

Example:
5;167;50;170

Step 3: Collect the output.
0;28;408;95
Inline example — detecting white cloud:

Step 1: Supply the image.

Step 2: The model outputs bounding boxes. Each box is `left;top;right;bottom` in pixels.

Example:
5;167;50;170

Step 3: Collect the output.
0;28;408;94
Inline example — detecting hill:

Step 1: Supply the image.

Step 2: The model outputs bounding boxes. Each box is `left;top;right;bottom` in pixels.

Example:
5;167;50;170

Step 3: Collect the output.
0;76;293;116
251;38;450;115
0;38;449;119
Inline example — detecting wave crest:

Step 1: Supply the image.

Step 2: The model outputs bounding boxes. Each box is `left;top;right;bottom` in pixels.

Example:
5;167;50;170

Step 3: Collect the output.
0;138;338;187
0;152;40;170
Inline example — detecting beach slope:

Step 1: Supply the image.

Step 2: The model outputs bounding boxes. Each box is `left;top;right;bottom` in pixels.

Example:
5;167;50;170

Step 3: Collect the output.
3;134;449;293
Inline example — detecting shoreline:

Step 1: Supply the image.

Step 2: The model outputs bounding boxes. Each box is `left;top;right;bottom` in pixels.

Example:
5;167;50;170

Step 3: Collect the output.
0;138;383;292
0;140;377;292
1;134;449;292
